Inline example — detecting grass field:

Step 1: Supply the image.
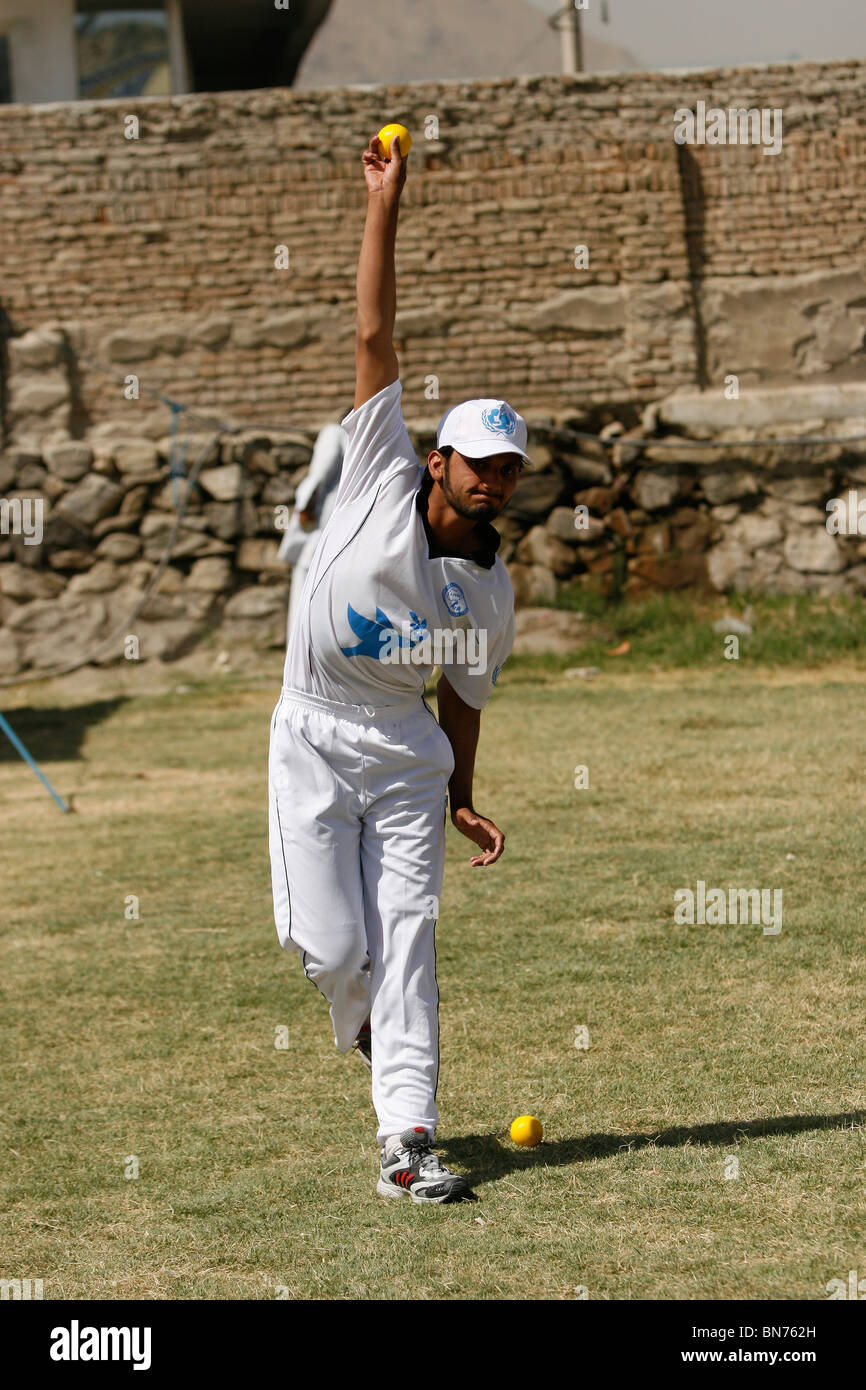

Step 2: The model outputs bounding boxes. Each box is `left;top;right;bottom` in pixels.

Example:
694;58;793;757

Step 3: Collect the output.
1;602;864;1300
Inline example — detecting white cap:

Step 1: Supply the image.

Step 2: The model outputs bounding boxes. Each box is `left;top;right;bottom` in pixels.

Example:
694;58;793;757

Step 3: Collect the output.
436;397;534;469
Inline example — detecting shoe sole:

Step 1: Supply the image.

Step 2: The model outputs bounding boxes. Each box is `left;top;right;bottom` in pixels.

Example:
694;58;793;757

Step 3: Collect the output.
376;1176;473;1205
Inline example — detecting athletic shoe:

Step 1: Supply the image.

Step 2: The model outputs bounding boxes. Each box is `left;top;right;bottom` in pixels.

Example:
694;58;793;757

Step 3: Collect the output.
377;1126;475;1203
353;1019;372;1072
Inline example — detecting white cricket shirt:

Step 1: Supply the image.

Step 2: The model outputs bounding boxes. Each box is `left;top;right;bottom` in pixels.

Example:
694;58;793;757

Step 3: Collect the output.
282;378;515;710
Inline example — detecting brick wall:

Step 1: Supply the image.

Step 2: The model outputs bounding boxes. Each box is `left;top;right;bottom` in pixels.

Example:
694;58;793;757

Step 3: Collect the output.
1;59;865;444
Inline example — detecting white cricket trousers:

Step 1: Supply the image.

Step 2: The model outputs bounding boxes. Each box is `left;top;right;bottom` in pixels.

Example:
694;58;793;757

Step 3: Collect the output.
268;685;455;1144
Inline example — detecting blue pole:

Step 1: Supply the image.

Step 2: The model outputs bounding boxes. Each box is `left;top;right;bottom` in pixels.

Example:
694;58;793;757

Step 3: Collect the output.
0;710;71;813
168;401;189;509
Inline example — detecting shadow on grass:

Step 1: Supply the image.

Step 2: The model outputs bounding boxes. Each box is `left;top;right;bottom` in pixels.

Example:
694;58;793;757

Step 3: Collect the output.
0;698;127;763
440;1110;865;1190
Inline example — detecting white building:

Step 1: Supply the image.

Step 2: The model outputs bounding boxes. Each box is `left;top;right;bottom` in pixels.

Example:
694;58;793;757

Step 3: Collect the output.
0;0;331;105
0;0;189;103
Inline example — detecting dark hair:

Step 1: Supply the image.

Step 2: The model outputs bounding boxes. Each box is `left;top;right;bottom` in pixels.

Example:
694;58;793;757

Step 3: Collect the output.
438;445;454;461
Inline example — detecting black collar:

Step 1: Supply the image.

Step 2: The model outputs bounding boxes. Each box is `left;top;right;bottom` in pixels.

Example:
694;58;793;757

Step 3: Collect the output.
415;471;501;570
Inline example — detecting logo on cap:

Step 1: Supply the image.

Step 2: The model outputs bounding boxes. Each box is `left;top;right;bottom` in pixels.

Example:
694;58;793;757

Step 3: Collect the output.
481;402;517;437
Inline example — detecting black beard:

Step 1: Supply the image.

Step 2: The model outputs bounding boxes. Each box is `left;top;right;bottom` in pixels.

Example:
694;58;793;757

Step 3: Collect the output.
440;461;498;523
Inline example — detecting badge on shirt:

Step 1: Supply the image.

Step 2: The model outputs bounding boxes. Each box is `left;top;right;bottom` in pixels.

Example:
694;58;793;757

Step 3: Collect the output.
442;582;469;617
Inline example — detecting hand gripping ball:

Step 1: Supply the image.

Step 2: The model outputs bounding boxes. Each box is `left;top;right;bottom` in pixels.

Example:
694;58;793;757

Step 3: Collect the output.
377;123;412;159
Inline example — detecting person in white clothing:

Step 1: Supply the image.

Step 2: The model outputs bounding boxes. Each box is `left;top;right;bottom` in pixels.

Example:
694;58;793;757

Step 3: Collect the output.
268;130;534;1203
277;419;348;638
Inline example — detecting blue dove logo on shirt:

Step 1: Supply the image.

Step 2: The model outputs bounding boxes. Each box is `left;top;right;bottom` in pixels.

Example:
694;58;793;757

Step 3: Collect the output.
481;402;517;437
340;604;428;661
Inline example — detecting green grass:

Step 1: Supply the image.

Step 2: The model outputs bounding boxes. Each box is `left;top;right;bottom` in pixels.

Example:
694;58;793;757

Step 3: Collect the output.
0;616;864;1299
545;587;866;672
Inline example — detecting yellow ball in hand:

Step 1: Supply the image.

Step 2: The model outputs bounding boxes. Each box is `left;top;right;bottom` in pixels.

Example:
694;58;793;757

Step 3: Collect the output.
377;123;412;160
510;1115;543;1147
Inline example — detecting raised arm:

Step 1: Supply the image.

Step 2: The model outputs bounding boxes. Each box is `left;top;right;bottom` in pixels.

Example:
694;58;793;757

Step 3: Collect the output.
354;133;408;410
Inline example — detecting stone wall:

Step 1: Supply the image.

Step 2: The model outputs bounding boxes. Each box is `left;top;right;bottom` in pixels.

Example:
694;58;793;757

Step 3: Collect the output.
1;325;864;679
2;61;866;675
1;59;865;443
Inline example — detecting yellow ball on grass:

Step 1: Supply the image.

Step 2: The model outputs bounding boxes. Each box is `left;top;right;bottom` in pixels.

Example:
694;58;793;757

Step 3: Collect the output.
510;1115;543;1147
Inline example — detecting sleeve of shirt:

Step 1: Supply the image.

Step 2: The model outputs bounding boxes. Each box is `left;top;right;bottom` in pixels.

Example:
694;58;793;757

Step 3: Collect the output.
294;424;347;513
332;379;421;513
441;598;515;712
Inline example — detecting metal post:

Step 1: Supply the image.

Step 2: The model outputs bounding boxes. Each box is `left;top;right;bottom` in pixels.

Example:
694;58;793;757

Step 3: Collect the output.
166;0;191;94
550;3;583;76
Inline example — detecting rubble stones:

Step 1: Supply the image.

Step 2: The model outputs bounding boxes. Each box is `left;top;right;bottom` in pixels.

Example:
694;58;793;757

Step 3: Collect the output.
2;371;866;676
